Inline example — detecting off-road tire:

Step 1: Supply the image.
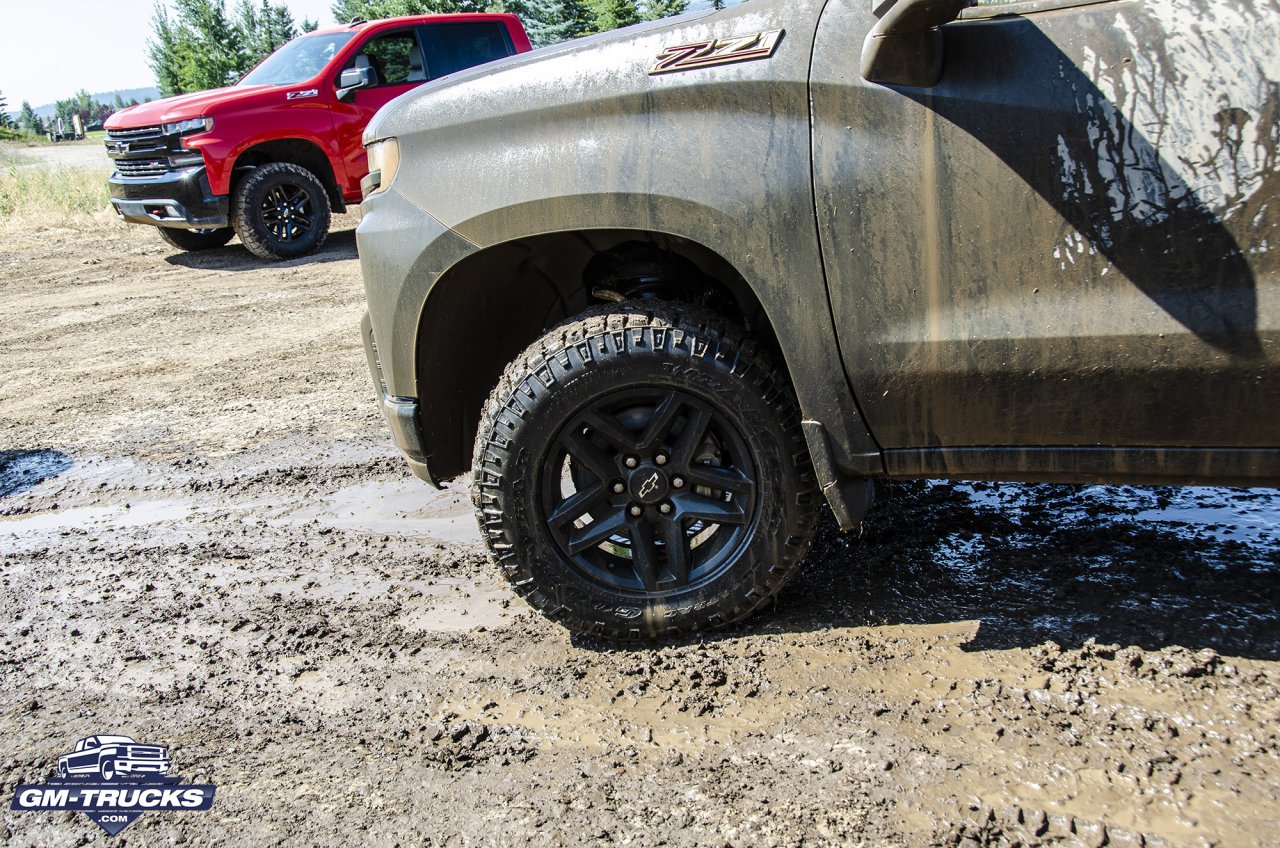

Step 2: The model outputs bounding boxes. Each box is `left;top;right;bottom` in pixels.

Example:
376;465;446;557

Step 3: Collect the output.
157;226;234;252
473;302;820;640
230;162;331;261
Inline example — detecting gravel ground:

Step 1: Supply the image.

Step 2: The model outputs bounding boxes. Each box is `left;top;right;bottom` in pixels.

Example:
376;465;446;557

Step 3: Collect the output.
0;218;1277;847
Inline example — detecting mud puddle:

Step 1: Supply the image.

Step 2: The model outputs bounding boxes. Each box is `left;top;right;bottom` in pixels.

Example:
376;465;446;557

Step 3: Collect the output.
279;476;481;544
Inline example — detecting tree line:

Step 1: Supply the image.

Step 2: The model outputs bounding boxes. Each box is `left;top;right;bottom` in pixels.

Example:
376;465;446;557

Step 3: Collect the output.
4;0;711;137
0;89;152;138
328;0;695;47
149;0;319;96
148;0;706;99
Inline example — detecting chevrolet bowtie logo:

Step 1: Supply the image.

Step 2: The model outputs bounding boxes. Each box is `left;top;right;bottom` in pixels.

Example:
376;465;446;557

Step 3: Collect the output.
637;472;660;499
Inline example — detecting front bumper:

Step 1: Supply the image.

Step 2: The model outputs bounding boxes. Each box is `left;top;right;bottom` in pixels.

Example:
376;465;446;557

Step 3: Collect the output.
362;312;435;485
108;166;229;229
357;183;479;486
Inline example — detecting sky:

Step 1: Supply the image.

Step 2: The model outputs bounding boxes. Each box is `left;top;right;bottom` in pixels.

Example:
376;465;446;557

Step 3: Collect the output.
0;0;339;109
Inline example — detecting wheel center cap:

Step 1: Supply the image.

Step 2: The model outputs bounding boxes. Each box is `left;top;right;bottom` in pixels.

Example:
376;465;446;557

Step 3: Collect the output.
628;466;670;504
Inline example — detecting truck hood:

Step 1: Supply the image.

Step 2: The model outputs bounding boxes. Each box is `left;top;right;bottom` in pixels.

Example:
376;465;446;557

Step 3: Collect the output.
363;10;721;145
105;84;277;130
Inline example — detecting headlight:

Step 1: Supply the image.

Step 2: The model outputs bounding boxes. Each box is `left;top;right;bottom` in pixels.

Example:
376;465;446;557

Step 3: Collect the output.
363;138;399;198
163;117;213;136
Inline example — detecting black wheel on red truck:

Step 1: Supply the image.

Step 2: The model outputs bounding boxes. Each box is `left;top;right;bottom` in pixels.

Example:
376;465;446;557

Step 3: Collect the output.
231;162;331;261
157;227;235;252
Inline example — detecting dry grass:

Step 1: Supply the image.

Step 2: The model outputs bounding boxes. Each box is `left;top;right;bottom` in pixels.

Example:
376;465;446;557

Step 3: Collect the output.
0;148;114;229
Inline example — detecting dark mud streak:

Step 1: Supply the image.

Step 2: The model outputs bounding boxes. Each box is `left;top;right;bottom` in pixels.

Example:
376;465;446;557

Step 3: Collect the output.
913;17;1266;357
783;483;1280;660
0;450;73;500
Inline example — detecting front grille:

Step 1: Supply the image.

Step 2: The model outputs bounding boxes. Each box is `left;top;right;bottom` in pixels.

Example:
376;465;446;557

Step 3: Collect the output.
115;159;170;178
107;125;180;179
106;125;164;141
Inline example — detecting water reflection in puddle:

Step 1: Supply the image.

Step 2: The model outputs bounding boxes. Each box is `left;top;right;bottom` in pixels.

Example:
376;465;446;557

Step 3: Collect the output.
0;500;192;550
285;479;481;544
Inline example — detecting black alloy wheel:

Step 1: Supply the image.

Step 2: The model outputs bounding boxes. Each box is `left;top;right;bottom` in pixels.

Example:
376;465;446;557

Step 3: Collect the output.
473;303;819;640
231;162;331;261
542;386;758;596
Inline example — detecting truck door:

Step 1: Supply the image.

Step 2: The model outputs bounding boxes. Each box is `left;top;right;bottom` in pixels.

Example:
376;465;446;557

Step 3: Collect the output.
329;27;430;197
811;0;1277;457
329;21;517;198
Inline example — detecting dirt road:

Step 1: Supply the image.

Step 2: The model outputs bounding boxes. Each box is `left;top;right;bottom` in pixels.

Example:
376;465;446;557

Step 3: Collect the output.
1;217;1277;847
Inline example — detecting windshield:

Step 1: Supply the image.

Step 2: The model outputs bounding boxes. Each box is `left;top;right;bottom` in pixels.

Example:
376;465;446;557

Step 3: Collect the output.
238;32;355;87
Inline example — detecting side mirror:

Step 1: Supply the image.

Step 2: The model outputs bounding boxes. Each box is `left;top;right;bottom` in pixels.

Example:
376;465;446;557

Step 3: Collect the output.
861;0;972;87
336;65;375;100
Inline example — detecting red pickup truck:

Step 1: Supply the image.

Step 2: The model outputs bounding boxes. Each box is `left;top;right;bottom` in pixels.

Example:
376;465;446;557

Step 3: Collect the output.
104;14;531;260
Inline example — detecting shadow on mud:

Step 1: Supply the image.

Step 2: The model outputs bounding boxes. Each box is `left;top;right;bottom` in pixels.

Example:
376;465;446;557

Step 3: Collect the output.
161;228;358;271
773;481;1280;660
0;449;73;499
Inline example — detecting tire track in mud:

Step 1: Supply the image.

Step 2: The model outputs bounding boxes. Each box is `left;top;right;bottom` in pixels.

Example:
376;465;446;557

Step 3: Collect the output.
1;224;1277;847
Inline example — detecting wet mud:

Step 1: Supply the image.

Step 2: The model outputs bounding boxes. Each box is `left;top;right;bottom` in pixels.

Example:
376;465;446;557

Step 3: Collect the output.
1;222;1277;847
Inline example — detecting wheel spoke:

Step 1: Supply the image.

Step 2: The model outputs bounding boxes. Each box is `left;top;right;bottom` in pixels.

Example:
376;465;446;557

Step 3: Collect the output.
685;463;755;495
580;408;641;454
659;517;689;585
628;518;659;591
559;428;617;485
673;492;748;525
670;404;712;467
547;482;608;530
566;508;628;555
639;393;682;450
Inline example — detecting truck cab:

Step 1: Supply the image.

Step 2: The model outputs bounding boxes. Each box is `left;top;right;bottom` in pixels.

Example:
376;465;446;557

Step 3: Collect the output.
104;14;531;260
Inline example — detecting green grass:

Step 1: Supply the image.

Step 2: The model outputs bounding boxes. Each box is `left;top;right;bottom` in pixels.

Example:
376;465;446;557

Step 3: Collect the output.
0;152;112;223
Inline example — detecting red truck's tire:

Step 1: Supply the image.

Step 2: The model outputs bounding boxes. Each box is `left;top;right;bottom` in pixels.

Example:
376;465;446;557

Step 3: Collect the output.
157;227;235;252
231;162;331;261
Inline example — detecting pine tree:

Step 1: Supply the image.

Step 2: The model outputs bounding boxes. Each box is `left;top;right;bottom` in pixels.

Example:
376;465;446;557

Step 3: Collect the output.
495;0;589;46
19;101;42;135
0;91;11;130
641;0;686;21
148;4;186;96
149;0;251;94
585;0;640;33
236;0;300;71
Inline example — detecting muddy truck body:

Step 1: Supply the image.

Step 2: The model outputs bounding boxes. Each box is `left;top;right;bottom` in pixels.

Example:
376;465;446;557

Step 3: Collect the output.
357;0;1279;638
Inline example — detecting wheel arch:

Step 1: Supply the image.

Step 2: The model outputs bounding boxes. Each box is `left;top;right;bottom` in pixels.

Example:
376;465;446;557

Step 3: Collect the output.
416;228;792;482
230;138;345;212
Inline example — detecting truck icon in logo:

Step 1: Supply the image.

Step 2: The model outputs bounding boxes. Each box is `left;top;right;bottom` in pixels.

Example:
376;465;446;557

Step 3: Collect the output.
13;733;212;836
57;735;171;782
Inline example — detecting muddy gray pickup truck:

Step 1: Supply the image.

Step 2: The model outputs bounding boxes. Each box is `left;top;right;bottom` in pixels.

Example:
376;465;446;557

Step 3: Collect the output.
357;0;1279;639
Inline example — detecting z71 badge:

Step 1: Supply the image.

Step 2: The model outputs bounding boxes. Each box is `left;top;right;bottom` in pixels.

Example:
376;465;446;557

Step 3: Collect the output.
649;29;783;75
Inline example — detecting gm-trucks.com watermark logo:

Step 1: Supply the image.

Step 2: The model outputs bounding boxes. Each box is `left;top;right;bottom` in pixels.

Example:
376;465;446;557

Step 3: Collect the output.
10;734;215;836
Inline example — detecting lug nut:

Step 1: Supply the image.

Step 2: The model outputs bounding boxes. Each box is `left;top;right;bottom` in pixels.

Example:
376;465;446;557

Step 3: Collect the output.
625;456;638;468
655;453;668;466
659;502;673;514
612;481;625;494
672;476;685;488
629;504;643;517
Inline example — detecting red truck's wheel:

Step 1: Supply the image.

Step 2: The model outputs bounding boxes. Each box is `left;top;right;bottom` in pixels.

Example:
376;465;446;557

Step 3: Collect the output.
231;162;331;261
157;227;234;252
